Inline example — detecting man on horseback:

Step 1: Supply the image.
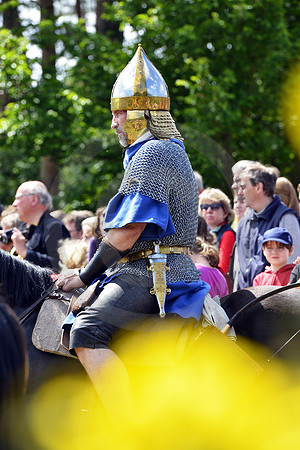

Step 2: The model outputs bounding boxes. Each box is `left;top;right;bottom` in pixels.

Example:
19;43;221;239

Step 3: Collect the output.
56;45;210;412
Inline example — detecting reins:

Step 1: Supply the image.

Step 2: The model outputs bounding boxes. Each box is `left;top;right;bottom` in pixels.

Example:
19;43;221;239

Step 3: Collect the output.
18;283;82;325
267;328;300;361
18;282;66;325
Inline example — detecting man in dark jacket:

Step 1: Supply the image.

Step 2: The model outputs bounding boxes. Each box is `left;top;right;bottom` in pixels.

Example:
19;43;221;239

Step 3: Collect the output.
235;163;300;290
11;181;69;272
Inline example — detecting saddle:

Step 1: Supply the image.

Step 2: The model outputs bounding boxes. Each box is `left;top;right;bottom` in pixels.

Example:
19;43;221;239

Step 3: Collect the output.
29;282;102;358
25;287;72;358
18;285;83;358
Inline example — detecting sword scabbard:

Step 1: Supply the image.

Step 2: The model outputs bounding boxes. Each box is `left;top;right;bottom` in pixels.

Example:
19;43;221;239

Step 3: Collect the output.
148;243;171;318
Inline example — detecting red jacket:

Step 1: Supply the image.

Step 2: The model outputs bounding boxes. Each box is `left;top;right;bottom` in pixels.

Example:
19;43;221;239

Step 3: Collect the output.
252;264;295;286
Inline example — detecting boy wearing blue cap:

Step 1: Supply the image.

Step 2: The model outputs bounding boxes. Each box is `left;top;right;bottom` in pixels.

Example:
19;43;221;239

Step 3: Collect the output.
253;227;295;286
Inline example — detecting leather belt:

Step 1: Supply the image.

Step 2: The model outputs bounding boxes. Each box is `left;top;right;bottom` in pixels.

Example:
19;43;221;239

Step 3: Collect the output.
118;246;190;264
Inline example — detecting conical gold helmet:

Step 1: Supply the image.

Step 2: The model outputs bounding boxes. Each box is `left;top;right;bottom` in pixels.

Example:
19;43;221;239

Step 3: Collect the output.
111;44;170;112
111;45;183;145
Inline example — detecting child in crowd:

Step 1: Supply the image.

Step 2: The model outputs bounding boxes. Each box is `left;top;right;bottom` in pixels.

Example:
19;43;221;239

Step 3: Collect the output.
88;206;106;260
58;239;89;270
81;216;97;241
190;237;228;299
252;227;295;286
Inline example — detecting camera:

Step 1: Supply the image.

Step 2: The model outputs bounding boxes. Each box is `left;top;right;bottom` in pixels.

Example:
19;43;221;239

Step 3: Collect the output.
0;228;14;245
0;228;29;245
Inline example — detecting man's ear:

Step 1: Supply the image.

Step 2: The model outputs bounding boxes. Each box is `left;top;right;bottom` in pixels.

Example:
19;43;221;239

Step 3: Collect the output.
256;181;264;194
289;245;294;257
31;194;39;206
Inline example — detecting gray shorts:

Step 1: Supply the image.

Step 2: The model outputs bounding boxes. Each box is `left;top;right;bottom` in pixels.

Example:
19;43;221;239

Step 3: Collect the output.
69;273;159;351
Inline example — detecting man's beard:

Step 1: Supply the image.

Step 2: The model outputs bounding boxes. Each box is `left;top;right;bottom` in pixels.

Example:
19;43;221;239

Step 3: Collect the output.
118;132;129;147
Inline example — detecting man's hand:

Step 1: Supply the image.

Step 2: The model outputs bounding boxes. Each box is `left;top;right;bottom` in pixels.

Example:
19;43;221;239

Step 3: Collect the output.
70;282;100;314
56;269;85;291
293;256;300;265
71;295;90;314
11;228;28;258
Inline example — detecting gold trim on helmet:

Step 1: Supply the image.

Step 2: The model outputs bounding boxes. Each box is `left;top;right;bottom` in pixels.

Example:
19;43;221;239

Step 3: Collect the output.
111;96;170;112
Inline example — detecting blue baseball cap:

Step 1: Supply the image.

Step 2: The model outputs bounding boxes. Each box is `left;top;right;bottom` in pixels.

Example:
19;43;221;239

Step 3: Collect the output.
261;227;293;246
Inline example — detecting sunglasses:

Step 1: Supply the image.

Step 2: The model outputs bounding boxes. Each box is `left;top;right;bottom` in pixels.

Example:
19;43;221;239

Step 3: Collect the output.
200;202;223;211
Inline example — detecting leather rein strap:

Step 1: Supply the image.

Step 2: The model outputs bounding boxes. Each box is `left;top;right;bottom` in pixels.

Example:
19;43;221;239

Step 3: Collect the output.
18;283;66;325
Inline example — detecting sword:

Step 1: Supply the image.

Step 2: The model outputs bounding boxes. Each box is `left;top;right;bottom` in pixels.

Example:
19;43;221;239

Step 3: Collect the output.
147;241;171;318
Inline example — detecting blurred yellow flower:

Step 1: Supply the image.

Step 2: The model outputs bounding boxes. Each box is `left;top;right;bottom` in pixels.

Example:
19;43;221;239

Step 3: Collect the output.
281;61;300;156
27;325;299;449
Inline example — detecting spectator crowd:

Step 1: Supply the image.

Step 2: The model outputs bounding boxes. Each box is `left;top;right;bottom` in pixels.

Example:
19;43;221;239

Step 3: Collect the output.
1;164;300;294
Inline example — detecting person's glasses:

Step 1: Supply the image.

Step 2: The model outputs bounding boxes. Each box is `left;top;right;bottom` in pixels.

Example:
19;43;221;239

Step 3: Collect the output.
200;202;223;211
14;193;34;201
231;178;240;189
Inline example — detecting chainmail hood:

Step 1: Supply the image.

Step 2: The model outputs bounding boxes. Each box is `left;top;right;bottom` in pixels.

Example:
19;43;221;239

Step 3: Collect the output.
147;110;184;142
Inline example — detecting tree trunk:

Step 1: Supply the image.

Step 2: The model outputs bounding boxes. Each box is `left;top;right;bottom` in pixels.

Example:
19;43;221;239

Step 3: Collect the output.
95;0;122;41
38;1;58;197
39;0;56;78
2;0;21;31
75;0;84;19
0;1;21;109
40;155;59;196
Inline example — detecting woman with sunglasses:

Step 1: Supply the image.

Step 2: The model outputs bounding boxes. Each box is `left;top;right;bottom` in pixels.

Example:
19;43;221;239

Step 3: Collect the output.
199;188;235;288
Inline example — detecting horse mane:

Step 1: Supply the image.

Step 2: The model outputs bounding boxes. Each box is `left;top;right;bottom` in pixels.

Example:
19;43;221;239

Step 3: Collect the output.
0;250;53;308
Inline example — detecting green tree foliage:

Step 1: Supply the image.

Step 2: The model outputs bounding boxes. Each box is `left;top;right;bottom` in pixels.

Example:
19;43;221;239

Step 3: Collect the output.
0;1;299;209
108;0;300;194
0;23;124;209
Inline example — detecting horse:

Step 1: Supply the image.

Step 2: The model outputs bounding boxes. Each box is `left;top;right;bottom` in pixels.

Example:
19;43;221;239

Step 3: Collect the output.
0;250;86;395
221;285;300;364
1;249;299;394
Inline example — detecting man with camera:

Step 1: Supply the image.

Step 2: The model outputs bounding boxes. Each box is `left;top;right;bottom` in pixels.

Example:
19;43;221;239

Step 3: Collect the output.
3;181;70;272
